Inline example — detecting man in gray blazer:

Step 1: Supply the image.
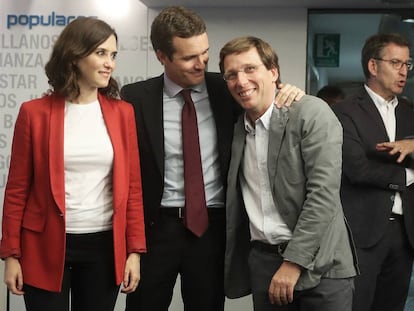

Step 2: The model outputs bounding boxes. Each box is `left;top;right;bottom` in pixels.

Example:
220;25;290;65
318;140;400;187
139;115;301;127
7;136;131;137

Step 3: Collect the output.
219;36;358;311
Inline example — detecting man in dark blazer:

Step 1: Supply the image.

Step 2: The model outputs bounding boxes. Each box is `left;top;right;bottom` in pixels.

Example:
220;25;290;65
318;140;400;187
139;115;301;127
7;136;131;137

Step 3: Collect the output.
332;33;414;311
121;6;303;311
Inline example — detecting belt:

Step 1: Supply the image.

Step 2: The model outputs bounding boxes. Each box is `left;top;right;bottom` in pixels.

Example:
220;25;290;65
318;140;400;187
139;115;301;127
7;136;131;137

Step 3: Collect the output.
251;240;288;255
389;213;403;221
160;207;225;219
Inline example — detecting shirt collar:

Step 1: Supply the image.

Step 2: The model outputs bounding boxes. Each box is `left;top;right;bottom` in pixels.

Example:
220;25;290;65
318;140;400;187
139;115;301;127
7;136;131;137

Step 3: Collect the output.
244;102;274;134
163;74;206;97
364;84;398;109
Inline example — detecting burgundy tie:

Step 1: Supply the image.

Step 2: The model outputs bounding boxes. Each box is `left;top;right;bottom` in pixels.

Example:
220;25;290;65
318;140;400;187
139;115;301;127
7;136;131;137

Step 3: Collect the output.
180;89;208;237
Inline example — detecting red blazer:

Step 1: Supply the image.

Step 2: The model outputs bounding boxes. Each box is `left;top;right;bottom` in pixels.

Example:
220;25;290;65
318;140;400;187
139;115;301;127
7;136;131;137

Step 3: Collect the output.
0;93;146;292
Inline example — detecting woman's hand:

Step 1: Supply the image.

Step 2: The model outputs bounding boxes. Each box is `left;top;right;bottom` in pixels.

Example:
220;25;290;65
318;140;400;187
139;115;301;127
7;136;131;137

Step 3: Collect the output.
121;253;141;294
4;257;24;295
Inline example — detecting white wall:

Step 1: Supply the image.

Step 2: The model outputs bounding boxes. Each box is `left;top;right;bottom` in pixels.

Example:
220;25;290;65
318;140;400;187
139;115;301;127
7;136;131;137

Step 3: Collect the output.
146;7;307;89
0;2;307;310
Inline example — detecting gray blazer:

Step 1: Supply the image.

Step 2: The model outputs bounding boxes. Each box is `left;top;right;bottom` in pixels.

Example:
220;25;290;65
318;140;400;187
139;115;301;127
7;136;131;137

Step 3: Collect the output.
224;95;358;299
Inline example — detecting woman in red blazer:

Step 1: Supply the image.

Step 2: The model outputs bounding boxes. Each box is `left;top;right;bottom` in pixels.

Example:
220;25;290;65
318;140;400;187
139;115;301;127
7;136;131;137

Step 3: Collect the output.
0;17;146;311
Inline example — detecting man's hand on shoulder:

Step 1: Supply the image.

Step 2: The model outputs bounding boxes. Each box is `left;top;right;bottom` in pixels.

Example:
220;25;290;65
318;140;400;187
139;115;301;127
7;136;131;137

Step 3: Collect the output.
275;83;305;108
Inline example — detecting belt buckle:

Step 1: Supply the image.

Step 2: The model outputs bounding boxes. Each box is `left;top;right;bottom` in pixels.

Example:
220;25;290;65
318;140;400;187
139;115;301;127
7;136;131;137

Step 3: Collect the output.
389;213;401;221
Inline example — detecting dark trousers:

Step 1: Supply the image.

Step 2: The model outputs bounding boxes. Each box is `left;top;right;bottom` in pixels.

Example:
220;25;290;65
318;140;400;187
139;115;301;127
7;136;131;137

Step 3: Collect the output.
24;230;119;311
248;245;354;311
353;217;414;311
126;208;226;311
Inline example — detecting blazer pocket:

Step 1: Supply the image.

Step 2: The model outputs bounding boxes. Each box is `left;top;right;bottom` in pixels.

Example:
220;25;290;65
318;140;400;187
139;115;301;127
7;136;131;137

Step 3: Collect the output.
22;210;46;232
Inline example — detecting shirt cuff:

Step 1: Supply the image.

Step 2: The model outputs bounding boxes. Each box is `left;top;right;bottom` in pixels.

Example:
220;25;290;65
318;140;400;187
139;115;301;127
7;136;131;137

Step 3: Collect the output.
406;168;414;186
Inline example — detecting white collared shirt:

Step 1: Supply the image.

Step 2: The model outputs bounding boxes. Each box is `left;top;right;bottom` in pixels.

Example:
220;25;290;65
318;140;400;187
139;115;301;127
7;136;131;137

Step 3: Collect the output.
239;104;292;244
365;85;414;215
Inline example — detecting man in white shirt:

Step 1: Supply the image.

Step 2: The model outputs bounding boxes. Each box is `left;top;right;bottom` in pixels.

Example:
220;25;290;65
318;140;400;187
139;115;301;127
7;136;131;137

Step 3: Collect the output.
332;33;414;311
220;36;357;311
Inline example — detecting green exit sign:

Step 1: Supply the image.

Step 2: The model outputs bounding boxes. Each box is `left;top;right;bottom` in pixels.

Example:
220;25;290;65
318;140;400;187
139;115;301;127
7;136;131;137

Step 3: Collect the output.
314;33;340;67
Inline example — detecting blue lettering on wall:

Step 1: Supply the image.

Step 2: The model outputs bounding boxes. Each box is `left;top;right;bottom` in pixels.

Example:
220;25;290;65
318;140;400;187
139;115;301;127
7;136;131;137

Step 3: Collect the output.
6;12;97;29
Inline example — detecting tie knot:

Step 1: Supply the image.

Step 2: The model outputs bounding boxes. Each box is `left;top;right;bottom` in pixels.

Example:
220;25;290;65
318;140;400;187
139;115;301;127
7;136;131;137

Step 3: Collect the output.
180;89;193;103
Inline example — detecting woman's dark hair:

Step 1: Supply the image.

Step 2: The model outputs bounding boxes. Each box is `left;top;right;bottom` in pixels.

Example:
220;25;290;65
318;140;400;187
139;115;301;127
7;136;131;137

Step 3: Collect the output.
45;17;119;101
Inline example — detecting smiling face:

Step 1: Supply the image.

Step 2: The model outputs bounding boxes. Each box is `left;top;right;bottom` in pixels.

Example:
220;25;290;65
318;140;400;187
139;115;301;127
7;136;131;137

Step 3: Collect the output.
156;32;209;88
367;43;410;101
223;47;278;121
75;34;117;101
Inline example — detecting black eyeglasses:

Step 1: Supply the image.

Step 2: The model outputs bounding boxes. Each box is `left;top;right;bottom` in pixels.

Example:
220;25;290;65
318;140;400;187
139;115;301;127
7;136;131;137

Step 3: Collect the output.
373;58;413;71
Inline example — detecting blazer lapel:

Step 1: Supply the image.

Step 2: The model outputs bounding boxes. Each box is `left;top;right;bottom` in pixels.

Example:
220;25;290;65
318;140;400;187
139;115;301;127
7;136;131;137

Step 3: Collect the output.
205;73;239;183
99;94;122;159
227;117;246;223
49;95;65;214
357;89;389;140
230;117;246;180
395;102;412;140
140;77;165;176
99;94;124;209
268;107;288;191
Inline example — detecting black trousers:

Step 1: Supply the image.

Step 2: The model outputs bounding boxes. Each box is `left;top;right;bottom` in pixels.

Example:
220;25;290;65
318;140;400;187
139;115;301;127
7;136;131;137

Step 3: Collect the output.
23;230;120;311
248;246;354;311
126;208;226;311
353;217;414;311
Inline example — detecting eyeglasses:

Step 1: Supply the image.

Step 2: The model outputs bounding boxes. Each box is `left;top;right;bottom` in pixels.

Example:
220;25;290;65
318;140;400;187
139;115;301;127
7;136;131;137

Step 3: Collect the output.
373;58;413;71
223;64;265;82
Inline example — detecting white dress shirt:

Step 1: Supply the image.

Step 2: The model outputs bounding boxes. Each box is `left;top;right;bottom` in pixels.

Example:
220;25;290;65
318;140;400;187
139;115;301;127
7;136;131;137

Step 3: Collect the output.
365;84;414;215
239;104;292;244
161;74;224;208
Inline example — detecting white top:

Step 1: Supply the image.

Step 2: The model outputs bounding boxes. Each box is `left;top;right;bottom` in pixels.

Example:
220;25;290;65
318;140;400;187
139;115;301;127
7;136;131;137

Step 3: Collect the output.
365;84;414;215
64;100;114;233
240;104;292;244
160;74;224;208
